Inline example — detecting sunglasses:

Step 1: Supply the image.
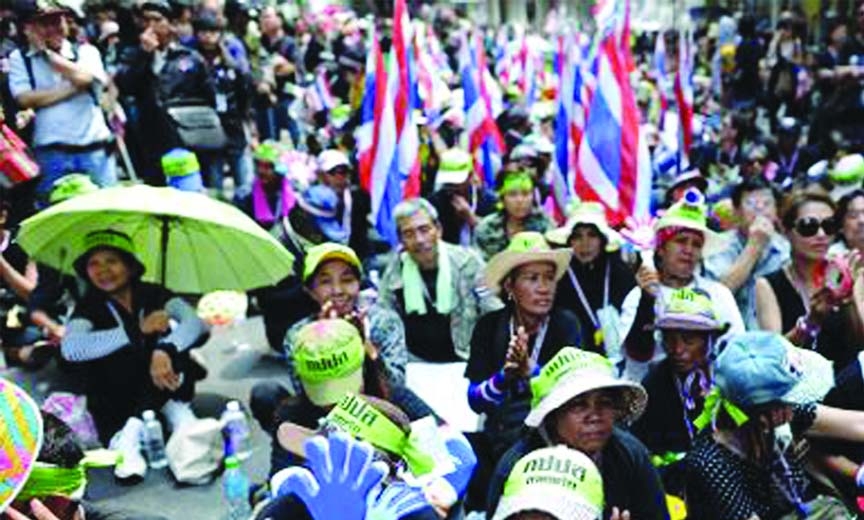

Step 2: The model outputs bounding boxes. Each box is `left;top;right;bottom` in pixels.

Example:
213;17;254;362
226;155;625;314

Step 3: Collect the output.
794;217;837;237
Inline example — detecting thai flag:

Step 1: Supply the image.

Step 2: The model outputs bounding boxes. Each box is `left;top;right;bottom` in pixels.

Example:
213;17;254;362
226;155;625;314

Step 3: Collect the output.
674;27;695;156
460;33;506;188
393;0;421;199
554;34;585;203
313;66;335;111
653;31;669;128
368;52;401;245
356;28;385;193
414;22;451;113
576;31;651;224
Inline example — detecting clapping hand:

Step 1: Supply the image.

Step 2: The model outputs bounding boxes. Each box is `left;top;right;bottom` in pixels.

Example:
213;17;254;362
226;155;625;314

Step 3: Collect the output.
504;326;533;381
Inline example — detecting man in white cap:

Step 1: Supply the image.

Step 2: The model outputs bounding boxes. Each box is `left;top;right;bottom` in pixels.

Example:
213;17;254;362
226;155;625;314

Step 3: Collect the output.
317;149;371;258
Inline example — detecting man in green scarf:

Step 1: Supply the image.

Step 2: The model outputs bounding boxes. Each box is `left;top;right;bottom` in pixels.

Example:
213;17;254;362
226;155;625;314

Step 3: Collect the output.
378;198;502;362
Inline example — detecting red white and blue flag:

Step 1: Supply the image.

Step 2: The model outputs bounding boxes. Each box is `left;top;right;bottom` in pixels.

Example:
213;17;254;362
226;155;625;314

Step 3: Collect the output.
653;31;669;129
576;12;651;224
554;34;585;205
674;27;695;156
460;33;506;188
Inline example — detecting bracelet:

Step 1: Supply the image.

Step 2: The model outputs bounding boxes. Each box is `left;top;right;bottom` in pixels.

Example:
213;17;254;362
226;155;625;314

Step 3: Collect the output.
796;316;821;342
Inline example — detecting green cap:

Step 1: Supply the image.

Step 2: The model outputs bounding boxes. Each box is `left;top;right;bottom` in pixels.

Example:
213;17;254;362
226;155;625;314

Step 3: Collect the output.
161;148;200;178
492;446;604;520
303;243;362;283
435;148;472;186
293;319;365;406
49;174;99;204
254;141;281;164
324;393;436;477
498;170;534;194
829;154;864;184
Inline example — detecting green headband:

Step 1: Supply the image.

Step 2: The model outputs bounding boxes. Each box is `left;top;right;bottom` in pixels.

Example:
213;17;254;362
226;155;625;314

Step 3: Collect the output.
499;172;534;195
324;393;436;477
161;149;200;178
692;387;750;431
293;320;365;384
17;450;119;501
530;347;613;408
83;230;136;258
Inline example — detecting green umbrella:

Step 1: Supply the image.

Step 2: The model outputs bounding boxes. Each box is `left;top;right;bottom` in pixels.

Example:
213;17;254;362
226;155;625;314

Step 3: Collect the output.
17;185;294;293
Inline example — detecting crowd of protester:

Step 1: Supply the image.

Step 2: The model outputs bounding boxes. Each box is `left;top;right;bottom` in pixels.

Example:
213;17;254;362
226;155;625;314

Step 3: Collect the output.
8;0;864;519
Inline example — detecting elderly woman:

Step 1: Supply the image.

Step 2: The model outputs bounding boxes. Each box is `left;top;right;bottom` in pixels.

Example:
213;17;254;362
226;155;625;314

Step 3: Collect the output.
61;230;207;481
487;348;669;520
755;191;864;370
685;332;856;519
466;232;580;457
547;202;635;355
474;168;554;260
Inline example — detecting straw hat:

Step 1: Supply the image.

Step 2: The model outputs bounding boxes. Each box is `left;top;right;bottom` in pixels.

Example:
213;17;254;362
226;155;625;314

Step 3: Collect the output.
546;201;623;250
484;232;571;294
525;347;647;428
492;446;604;520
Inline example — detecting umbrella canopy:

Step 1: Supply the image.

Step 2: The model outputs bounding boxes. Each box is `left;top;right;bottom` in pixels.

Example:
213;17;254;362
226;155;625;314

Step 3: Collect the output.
18;185;295;293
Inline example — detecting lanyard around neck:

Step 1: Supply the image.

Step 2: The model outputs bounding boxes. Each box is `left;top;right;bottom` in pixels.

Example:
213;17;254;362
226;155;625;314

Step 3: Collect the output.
566;261;610;330
509;314;550;365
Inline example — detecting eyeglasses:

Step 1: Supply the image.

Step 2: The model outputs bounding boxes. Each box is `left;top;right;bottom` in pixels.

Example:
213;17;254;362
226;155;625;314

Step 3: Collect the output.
794;217;838;237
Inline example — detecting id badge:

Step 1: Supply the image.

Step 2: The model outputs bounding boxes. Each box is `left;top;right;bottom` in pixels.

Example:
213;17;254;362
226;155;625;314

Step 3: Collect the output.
216;92;228;113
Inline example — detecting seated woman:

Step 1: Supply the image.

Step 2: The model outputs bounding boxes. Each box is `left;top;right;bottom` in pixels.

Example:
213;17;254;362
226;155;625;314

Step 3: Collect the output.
685;332;856;519
466;231;580;458
474;168;554;261
755;191;864;371
486;348;669;520
61;230;207;480
546;201;635;356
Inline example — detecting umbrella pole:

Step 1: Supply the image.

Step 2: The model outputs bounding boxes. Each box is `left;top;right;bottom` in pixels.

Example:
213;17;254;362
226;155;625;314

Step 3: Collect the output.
160;216;169;288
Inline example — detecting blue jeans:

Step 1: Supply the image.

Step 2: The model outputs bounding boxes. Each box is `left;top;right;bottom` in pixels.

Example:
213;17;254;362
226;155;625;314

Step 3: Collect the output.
202;147;253;200
34;147;117;207
255;99;300;147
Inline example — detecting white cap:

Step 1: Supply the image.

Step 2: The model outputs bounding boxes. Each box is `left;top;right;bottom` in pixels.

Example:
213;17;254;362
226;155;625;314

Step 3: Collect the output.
318;150;351;173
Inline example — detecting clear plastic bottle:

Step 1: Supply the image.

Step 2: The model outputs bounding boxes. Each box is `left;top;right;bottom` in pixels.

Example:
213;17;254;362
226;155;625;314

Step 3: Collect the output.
221;401;252;460
141;410;168;469
222;456;251;520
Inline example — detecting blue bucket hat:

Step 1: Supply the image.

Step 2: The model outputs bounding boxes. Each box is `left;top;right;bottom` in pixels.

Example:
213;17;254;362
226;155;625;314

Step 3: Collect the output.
296;185;348;243
714;332;801;410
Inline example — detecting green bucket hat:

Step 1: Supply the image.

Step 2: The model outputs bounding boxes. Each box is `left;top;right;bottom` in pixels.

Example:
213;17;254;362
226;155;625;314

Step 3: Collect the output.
302;243;362;283
48;174;99;205
73;230;145;280
655;188;723;254
525;347;647;428
161;148;200;178
484;231;571;294
293;319;365;407
492;446;604;520
435;148;473;187
829;154;864;200
253;141;288;175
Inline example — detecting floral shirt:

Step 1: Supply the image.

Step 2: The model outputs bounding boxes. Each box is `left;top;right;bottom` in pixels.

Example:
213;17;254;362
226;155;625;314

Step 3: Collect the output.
473;209;554;261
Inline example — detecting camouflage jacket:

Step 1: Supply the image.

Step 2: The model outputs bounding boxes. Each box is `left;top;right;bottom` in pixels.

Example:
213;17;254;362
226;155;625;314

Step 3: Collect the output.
283;304;407;394
473;209;554;261
378;241;503;360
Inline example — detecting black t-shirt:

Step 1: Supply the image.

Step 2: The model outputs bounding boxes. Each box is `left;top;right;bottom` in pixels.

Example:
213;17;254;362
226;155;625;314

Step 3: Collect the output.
398;269;458;362
0;238;29;306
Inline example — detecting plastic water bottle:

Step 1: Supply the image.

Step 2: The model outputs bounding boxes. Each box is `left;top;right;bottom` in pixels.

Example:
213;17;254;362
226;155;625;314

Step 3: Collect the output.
222;456;251;520
221;401;252;460
141;410;168;469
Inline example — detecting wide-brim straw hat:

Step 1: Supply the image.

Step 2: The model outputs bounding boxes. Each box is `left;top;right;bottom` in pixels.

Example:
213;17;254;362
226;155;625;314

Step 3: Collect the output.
485;232;571;294
546;201;623;250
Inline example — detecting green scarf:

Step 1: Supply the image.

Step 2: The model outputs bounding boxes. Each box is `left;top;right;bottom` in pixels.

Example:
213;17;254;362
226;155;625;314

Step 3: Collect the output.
401;245;453;315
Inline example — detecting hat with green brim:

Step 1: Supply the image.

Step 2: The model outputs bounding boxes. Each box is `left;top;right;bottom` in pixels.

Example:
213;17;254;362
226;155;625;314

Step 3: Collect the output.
302;242;362;283
49;174;99;205
484;232;571;294
491;446;604;520
0;377;44;512
293;319;365;407
829;154;864;200
72;229;145;279
655;288;729;333
253;141;288;175
161;148;204;192
545;201;623;250
655;188;724;255
435;148;473;187
525;347;647;428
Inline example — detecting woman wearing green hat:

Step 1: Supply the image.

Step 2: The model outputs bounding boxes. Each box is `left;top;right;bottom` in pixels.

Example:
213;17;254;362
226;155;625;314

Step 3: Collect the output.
474;167;554;261
486;347;668;520
61;230;207;481
237;140;294;229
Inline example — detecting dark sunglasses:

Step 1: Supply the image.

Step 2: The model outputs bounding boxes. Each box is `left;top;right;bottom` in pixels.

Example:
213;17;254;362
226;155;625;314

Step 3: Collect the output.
794;217;837;237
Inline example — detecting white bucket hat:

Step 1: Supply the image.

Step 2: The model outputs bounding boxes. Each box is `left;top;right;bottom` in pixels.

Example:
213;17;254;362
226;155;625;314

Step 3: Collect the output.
484;232;572;294
525;347;647;428
546;201;623;249
492;446;604;520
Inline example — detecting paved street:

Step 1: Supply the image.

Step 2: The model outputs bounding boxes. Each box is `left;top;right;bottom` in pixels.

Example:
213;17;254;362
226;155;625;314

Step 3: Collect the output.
4;317;284;520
